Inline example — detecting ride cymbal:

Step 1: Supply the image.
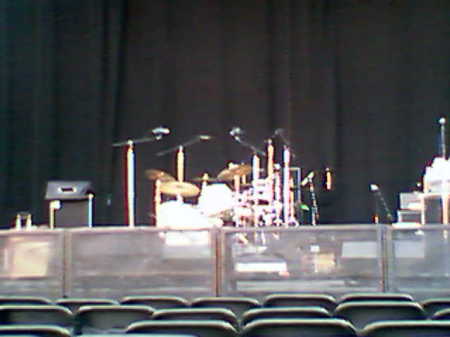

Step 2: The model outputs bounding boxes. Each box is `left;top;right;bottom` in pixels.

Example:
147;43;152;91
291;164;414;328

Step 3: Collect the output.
217;164;252;181
145;169;176;182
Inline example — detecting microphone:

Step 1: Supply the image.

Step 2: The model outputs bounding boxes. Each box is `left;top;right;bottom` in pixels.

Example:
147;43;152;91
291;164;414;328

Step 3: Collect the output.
198;134;212;141
369;184;379;192
151;126;170;135
268;128;284;140
301;171;315;187
271;127;292;147
230;126;245;138
273;128;284;137
370;183;394;223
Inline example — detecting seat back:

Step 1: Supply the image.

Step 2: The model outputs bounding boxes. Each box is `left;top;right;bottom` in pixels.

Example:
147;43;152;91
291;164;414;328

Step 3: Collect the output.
241;318;357;337
120;296;189;309
152;308;239;329
127;319;238;337
339;293;414;303
361;320;450;337
82;335;196;337
0;305;73;327
263;294;337;312
421;298;450;317
334;301;426;330
0;325;71;337
241;306;331;326
74;304;154;334
0;296;52;305
56;298;117;313
191;297;260;319
431;308;450;320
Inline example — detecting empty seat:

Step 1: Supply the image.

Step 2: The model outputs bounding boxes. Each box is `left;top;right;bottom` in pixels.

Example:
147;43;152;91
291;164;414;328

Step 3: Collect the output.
263;294;337;312
127;319;238;337
431;308;450;320
120;295;189;309
0;305;73;328
74;304;154;334
241;306;331;326
421;298;450;317
152;308;239;329
0;325;71;337
334;301;426;330
0;296;52;305
361;320;450;337
82;335;196;337
56;298;117;313
339;292;414;303
191;297;260;319
241;318;357;337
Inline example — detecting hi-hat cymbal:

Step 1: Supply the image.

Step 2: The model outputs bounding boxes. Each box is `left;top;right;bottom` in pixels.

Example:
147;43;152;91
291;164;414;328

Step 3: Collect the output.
217;164;252;181
160;181;200;197
145;169;176;182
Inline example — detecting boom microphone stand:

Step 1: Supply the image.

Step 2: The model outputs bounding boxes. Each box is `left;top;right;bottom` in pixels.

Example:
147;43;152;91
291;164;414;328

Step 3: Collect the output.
113;127;170;227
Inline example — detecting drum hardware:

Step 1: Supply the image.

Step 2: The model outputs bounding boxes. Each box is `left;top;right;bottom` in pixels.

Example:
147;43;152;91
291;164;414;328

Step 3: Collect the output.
144;129;306;229
159;181;200;198
153;134;212;226
283;145;299;226
146;169;177;226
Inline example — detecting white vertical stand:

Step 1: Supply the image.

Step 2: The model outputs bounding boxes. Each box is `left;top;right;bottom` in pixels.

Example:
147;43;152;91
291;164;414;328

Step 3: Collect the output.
126;140;135;227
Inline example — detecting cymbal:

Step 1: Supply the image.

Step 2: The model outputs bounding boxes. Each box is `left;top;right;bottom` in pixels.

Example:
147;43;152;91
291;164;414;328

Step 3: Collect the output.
192;176;223;183
160;181;200;197
217;164;252;181
145;169;175;182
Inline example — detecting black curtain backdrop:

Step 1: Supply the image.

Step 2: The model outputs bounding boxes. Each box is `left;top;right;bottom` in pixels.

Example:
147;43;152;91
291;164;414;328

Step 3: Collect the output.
1;0;449;226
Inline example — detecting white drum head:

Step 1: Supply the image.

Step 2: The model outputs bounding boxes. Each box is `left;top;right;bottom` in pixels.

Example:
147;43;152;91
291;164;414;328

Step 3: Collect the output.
158;201;212;229
198;184;234;216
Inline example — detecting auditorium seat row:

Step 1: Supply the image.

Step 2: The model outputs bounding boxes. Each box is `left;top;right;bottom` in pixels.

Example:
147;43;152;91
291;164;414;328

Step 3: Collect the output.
3;301;450;334
2;293;450;316
4;320;450;337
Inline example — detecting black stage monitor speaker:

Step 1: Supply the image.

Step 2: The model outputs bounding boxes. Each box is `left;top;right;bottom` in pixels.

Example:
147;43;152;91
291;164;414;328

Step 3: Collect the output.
45;181;94;228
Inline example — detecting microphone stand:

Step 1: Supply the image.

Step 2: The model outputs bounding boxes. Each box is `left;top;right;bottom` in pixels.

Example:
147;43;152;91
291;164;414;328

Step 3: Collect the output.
112;134;163;227
156;135;211;191
309;176;319;226
439;117;447;159
372;193;381;224
156;135;209;157
370;184;394;224
231;136;266;157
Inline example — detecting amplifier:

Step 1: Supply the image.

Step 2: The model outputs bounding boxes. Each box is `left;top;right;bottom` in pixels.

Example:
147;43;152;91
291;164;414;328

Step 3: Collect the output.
399;192;423;210
397;210;422;223
45;181;94;228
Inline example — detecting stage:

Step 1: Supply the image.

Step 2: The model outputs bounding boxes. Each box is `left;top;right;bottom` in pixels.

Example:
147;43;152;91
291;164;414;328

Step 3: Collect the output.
0;225;450;300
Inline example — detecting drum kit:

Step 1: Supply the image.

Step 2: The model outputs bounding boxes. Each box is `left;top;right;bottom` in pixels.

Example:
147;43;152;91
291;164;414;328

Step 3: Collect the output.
146;139;300;229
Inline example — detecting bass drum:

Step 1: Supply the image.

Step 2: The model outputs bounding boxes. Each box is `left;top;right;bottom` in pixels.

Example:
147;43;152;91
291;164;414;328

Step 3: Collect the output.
157;201;219;229
198;183;234;217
